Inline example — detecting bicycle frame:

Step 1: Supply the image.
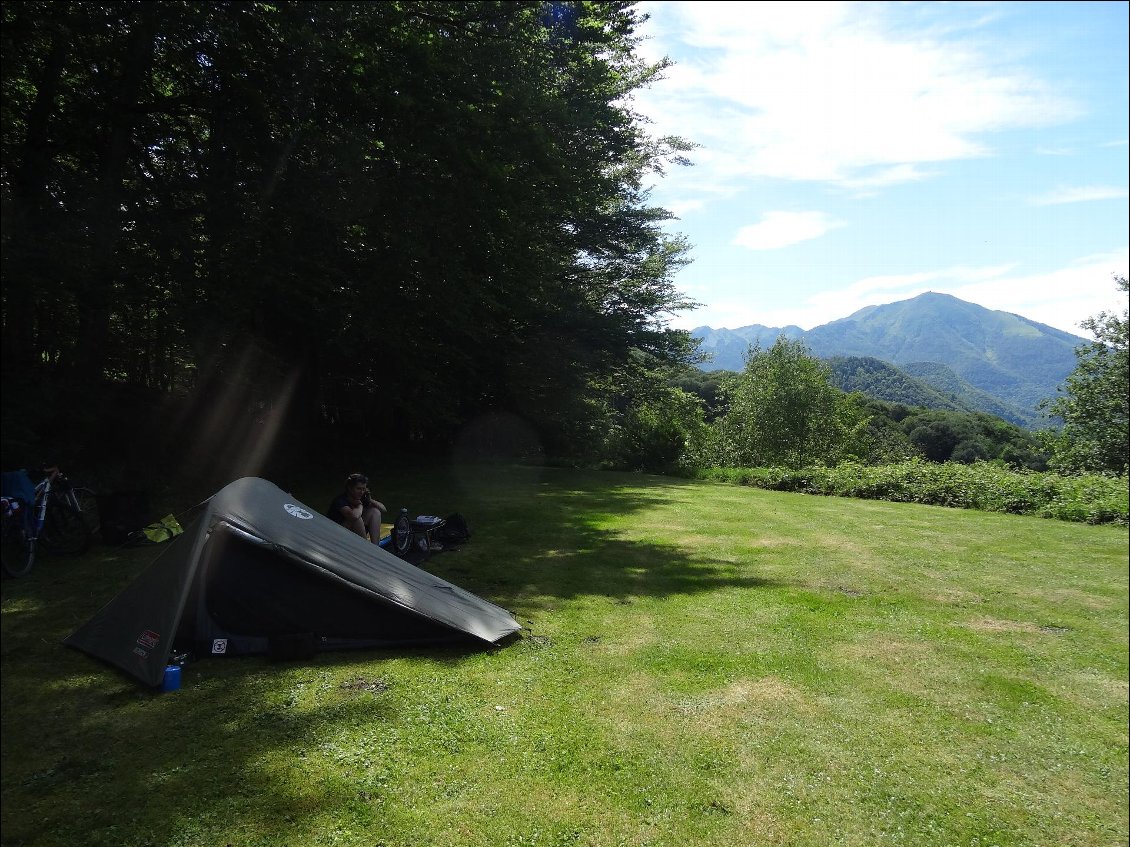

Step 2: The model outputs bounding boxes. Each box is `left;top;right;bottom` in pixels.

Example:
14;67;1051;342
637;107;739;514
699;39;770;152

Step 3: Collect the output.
30;469;59;548
2;466;94;577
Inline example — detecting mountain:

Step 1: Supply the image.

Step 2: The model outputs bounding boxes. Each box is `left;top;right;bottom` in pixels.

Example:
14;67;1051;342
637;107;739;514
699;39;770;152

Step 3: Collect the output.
692;292;1088;426
690;324;805;371
826;356;969;412
826;356;1039;427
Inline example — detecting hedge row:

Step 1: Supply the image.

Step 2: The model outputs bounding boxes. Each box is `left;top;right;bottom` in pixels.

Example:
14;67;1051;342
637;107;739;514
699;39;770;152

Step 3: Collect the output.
692;459;1129;526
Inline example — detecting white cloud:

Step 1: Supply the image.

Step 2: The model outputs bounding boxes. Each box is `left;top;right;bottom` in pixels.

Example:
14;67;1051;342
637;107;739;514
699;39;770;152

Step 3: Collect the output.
802;264;1021;316
824;251;1129;337
663;198;706;218
941;250;1129;335
733;211;845;250
1030;185;1130;206
643;3;1128;340
839;164;933;191
846;252;1128;335
670;249;1129;336
634;1;1080;188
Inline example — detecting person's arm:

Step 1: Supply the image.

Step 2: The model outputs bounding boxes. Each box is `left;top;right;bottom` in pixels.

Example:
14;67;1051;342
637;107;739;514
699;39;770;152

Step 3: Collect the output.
334;494;362;522
361;491;386;513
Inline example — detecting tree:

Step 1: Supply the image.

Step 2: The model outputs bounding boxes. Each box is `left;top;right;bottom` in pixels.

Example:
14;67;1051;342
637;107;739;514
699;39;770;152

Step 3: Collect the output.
906;416;964;462
667;365;730;421
711;338;868;468
1;1;701;473
591;351;707;472
1042;275;1129;474
898;408;1047;468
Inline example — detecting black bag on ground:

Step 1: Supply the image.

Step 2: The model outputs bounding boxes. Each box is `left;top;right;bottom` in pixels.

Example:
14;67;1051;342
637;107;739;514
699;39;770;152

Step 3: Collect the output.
435;513;472;545
98;491;151;546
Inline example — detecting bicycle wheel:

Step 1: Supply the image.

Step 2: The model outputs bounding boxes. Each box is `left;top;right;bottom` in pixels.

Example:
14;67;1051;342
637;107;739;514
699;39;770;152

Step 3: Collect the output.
41;494;92;555
1;510;36;577
70;487;101;537
392;512;413;558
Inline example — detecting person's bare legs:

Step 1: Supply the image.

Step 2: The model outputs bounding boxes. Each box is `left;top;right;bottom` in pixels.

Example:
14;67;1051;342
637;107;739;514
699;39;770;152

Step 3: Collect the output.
362;506;382;543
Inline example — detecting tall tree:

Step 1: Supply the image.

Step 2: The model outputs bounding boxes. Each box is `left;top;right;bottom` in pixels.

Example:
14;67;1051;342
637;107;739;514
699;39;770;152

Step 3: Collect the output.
2;1;699;470
713;338;868;469
1043;275;1129;475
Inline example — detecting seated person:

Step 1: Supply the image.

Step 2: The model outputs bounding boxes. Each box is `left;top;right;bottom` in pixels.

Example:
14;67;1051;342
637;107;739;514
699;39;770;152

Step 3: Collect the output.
326;473;386;544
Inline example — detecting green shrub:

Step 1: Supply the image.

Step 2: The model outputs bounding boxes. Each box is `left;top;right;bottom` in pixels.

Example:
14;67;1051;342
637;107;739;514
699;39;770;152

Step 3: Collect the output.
692;459;1128;525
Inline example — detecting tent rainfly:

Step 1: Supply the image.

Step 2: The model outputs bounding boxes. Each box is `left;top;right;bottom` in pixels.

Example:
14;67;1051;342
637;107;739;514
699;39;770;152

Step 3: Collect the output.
65;477;521;686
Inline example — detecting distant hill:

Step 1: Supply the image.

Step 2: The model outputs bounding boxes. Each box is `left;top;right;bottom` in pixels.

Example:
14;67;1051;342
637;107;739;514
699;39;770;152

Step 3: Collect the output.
826;357;968;412
691;324;806;371
826;357;1039;427
692;292;1086;427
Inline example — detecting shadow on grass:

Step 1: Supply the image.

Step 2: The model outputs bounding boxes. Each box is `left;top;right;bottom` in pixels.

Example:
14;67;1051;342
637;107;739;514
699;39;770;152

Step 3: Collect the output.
0;462;778;845
427;463;779;608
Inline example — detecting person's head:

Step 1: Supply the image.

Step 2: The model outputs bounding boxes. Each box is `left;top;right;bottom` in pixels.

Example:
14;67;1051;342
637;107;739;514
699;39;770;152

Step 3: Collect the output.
346;473;368;497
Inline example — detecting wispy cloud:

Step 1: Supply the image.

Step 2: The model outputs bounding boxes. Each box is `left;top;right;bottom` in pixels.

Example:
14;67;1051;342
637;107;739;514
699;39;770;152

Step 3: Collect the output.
663;198;706;218
840;164;933;190
799;263;1019;322
635;1;1080;190
643;2;1127;340
815;252;1126;335
733;211;845;250
1030;185;1130;206
673;250;1129;336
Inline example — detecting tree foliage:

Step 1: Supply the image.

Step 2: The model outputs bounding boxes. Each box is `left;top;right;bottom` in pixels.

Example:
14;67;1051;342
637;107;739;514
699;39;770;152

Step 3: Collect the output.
681;351;1049;472
1042;275;1130;475
826;356;968;413
895;408;1047;469
708;338;869;469
1;1;698;473
666;364;727;420
595;353;706;472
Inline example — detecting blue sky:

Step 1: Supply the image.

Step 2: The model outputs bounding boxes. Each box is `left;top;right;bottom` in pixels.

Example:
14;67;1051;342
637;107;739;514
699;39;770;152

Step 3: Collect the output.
630;1;1129;337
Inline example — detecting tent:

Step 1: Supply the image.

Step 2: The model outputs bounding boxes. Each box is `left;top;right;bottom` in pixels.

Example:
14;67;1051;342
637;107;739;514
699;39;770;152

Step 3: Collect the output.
65;477;521;686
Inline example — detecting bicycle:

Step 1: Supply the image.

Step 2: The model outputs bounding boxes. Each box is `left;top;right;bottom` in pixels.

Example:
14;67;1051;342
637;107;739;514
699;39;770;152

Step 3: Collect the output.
1;466;100;577
380;508;416;558
378;509;447;561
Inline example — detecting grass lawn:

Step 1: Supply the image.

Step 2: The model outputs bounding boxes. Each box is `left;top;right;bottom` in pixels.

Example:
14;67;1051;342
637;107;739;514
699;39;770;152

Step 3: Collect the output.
2;463;1127;847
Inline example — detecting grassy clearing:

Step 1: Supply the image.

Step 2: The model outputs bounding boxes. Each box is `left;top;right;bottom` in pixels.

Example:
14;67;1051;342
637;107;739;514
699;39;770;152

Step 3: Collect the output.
2;464;1127;847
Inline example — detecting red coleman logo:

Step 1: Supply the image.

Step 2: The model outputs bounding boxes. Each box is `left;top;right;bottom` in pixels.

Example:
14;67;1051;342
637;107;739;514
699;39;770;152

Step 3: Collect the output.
137;630;160;649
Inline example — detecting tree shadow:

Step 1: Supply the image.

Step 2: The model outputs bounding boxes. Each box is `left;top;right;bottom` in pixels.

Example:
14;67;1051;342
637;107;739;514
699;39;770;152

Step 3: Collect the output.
391;462;782;615
1;462;781;845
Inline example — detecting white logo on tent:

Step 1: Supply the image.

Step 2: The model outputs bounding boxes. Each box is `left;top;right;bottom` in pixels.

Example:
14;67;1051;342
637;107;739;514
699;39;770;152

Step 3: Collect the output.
284;504;314;520
212;639;228;654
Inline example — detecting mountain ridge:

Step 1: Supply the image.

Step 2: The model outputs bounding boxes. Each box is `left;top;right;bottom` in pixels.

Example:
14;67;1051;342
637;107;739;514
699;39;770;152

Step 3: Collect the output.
691;292;1087;427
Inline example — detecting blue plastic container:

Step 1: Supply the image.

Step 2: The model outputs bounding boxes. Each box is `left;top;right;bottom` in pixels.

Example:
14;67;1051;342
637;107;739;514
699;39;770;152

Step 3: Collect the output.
161;665;181;692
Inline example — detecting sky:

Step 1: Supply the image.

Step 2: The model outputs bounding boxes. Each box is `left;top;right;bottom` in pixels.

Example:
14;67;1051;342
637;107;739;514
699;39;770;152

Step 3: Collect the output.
630;1;1129;337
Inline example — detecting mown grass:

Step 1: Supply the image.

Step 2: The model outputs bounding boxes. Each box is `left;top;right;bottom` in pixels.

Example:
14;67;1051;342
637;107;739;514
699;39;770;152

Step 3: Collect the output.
2;463;1127;847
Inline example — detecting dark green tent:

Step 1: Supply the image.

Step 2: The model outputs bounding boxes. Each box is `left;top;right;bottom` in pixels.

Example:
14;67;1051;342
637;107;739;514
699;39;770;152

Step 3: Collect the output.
65;477;521;686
